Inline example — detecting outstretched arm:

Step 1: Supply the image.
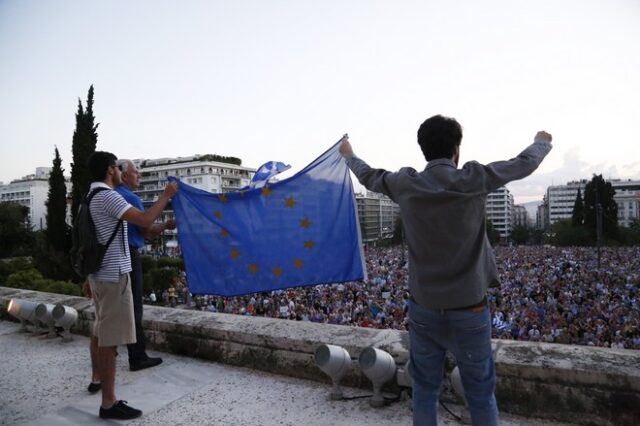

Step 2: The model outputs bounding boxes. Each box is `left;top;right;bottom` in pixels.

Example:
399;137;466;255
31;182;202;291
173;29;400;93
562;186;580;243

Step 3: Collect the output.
471;130;553;193
339;135;395;199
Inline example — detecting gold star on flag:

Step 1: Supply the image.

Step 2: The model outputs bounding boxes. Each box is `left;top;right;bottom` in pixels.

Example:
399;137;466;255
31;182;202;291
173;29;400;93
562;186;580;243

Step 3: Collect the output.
272;266;282;277
284;196;295;208
300;218;311;228
293;259;303;269
218;194;228;203
230;249;240;260
261;186;272;197
248;263;258;274
220;228;229;238
304;240;315;249
214;211;222;219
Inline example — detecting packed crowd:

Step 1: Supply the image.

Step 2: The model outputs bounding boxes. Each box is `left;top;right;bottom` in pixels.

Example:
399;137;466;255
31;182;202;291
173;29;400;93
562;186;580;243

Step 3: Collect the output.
155;245;640;350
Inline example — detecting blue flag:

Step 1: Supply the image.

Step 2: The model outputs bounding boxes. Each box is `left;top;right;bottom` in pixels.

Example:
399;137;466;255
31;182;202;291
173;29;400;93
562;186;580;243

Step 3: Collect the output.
169;140;366;296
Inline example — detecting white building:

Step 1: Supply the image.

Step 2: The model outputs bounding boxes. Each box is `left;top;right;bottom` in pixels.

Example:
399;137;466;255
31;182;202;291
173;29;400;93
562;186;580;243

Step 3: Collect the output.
543;178;640;228
610;179;640;227
486;187;514;238
355;191;401;243
134;155;256;251
513;205;530;228
546;180;587;226
0;167;53;230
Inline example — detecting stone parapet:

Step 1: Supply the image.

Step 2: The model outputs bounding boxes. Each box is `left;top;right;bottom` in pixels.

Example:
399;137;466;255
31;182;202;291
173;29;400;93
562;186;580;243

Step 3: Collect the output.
1;287;638;425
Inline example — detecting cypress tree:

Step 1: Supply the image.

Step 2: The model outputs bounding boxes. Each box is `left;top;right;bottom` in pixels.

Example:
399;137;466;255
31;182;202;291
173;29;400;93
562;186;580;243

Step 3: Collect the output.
584;174;618;241
571;188;584;227
70;85;99;221
45;147;69;251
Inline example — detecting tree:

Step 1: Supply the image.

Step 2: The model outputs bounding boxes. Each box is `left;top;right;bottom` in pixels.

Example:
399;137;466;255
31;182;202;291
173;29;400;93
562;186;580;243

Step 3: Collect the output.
583;174;618;241
70;85;99;222
45;147;69;251
0;203;34;258
551;219;591;246
571;188;584;227
510;225;530;245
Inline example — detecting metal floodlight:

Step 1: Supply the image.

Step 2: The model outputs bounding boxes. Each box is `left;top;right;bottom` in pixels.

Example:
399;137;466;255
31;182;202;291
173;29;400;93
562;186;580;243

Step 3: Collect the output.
7;299;39;331
34;303;57;337
314;344;353;400
359;347;396;407
396;359;413;388
52;304;78;341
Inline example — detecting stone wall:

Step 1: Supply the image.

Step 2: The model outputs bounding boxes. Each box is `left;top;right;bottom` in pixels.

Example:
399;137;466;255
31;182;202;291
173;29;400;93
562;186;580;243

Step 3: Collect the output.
1;286;638;425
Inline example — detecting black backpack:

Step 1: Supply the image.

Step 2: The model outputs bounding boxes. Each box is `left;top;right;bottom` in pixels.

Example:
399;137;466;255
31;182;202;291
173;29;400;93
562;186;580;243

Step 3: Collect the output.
70;187;123;277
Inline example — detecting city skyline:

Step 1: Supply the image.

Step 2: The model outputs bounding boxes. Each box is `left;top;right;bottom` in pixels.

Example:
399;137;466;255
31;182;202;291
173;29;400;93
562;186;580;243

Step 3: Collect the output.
2;0;639;204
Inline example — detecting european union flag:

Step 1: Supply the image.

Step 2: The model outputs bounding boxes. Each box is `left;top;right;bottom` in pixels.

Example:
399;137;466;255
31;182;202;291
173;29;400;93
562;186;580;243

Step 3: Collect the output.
169;140;366;296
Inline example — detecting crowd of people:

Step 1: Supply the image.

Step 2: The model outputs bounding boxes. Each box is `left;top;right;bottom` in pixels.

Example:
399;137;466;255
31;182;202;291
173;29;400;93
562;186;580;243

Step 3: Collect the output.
157;245;640;350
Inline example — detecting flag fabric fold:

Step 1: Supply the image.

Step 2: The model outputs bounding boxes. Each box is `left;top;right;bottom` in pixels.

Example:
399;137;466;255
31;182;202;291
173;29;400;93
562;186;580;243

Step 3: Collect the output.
170;140;365;296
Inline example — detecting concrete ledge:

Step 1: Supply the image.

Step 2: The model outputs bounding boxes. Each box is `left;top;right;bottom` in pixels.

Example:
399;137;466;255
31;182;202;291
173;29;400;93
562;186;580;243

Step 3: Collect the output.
2;287;639;425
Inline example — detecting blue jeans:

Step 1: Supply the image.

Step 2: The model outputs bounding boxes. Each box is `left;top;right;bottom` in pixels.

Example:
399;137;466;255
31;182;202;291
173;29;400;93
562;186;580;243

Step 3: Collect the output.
408;299;498;426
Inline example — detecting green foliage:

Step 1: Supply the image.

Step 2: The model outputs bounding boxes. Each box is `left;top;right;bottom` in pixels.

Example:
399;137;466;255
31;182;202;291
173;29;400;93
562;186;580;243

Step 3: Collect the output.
551;219;593;246
0;202;35;258
140;255;157;274
510;225;530;245
143;267;179;293
583;174;618;240
4;268;81;296
197;154;242;166
31;231;75;282
5;269;44;289
41;280;82;296
529;228;545;245
0;257;33;284
157;256;184;269
619;219;640;246
70;85;99;222
46;147;70;251
571;188;584;227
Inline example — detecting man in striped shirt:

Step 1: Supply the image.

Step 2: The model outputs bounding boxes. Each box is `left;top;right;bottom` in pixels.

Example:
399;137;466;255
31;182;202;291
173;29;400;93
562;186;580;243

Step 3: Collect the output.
84;151;178;420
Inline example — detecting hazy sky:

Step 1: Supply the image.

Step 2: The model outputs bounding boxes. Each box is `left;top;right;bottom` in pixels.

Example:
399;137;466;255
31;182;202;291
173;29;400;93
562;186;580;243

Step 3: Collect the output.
1;0;639;203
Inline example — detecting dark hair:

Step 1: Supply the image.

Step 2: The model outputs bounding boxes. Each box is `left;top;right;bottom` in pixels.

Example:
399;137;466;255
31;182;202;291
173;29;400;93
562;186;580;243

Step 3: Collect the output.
87;151;118;181
417;115;463;161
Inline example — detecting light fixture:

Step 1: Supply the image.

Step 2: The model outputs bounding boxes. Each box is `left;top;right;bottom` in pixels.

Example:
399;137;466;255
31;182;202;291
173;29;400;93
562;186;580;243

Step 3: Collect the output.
7;299;39;331
52;304;78;341
396;359;413;388
358;346;396;407
314;344;352;400
34;303;57;337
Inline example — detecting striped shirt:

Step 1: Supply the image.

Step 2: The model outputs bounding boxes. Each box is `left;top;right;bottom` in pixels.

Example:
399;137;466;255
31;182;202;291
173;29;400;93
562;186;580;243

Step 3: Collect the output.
88;182;133;282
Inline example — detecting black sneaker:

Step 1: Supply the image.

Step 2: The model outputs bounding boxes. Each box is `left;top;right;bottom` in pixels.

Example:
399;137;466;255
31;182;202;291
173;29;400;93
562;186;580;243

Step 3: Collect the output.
87;382;101;394
99;400;142;420
130;357;163;372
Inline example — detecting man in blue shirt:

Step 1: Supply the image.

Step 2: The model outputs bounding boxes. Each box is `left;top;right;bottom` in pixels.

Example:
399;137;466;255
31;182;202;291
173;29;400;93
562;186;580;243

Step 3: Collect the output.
116;159;176;371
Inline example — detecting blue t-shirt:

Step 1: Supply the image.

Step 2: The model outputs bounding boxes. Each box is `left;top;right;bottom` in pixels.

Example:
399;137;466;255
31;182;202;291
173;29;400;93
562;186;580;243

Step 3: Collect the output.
115;185;145;248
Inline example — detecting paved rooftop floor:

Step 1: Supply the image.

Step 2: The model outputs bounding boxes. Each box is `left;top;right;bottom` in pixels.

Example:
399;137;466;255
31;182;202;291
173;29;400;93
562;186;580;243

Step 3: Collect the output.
0;320;573;425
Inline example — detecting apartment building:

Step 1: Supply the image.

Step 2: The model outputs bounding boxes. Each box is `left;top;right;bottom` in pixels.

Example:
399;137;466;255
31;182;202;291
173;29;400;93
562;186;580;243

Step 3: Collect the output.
133;155;256;251
355;191;400;243
486;187;514;238
0;167;57;230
